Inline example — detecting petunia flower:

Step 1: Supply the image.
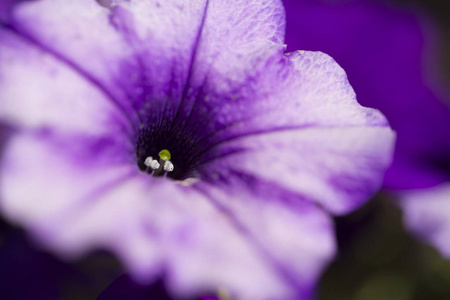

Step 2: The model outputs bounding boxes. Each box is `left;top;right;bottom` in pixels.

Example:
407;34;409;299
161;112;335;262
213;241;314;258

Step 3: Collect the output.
0;0;394;298
283;0;450;257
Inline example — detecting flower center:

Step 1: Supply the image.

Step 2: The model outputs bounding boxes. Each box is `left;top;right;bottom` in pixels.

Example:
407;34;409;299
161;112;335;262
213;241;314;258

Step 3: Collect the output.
143;149;174;177
136;123;202;180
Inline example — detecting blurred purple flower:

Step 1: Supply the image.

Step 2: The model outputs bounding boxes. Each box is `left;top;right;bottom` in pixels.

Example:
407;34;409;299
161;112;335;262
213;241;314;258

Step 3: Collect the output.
0;0;394;298
283;0;450;256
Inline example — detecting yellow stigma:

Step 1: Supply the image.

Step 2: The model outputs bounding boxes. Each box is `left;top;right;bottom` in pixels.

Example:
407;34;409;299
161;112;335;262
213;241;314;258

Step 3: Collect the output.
158;149;171;161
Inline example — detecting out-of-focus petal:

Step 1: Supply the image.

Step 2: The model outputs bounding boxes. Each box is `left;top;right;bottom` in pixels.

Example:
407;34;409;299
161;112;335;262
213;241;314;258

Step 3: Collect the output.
195;179;335;299
0;130;334;299
0;30;131;136
400;184;450;258
0;133;137;253
0;0;26;20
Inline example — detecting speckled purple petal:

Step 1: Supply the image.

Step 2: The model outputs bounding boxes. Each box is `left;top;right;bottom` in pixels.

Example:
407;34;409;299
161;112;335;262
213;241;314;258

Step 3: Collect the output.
2;0;285;130
179;0;286;107
1;0;205;127
201;51;395;215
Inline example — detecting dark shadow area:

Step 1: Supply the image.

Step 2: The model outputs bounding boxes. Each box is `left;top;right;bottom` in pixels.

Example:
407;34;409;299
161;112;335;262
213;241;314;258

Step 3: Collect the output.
319;194;450;300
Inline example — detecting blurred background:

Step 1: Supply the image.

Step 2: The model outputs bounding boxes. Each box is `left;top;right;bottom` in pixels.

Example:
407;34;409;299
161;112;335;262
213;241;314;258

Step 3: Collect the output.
0;0;449;299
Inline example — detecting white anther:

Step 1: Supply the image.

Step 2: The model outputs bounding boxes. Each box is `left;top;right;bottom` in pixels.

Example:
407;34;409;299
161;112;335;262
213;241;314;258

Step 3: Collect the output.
144;156;153;167
163;160;174;172
150;160;160;170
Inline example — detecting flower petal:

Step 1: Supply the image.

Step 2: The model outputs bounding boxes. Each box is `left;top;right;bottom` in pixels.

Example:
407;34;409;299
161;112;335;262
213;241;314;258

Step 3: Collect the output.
160;183;333;300
208;127;394;215
0;30;131;136
0;132;162;276
186;0;285;94
1;0;203;126
400;184;450;258
201;52;395;215
0;132;136;234
194;179;336;299
0;131;334;299
283;0;450;190
110;0;286;123
1;0;135;121
2;0;285;129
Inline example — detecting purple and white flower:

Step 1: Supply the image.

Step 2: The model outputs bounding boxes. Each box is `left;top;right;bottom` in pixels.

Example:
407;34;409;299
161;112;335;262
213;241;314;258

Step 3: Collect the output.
0;0;394;298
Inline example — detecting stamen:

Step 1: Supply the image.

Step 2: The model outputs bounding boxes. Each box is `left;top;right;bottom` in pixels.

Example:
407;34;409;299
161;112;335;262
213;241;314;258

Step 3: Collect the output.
163;160;174;172
144;156;160;171
144;156;153;167
149;160;160;170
